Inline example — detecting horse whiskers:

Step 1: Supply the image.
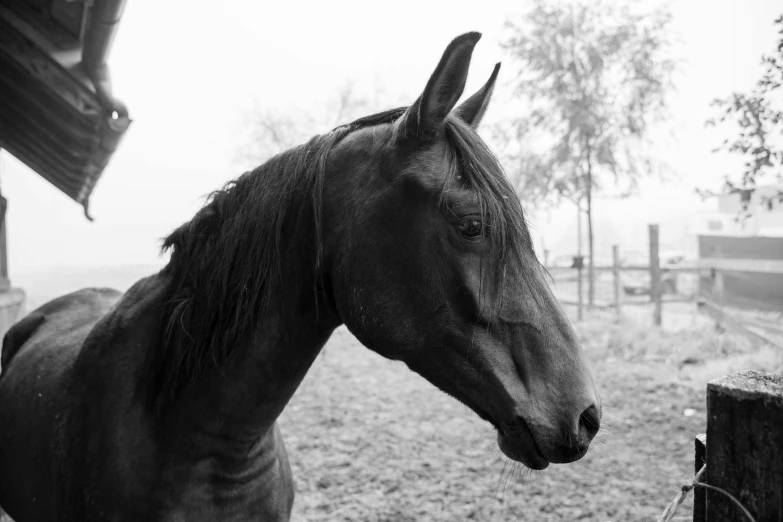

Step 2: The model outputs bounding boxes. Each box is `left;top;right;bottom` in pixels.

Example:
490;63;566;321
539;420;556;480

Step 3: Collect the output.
490;452;541;503
503;461;521;497
481;439;498;454
494;459;510;500
595;424;613;439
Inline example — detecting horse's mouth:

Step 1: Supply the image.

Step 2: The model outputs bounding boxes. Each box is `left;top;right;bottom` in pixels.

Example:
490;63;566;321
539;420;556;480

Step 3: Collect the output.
496;418;549;470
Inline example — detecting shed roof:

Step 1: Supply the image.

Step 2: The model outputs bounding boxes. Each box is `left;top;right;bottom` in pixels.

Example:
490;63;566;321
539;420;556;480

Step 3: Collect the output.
0;0;131;219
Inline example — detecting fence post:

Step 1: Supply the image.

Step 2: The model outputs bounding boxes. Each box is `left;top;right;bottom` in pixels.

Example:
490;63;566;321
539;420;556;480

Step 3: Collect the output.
612;245;621;319
0;150;8;292
576;257;584;321
709;268;725;331
704;370;783;521
648;224;661;327
543;249;549;267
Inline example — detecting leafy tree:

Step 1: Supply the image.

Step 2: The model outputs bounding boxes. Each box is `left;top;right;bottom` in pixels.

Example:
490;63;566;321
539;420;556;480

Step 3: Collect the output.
498;0;676;306
705;14;783;214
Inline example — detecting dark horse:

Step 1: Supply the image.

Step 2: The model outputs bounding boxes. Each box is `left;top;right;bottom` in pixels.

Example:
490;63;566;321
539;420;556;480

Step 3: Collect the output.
0;33;600;521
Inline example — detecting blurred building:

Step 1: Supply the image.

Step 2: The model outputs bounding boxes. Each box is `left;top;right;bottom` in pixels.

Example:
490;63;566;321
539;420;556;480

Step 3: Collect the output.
687;184;783;312
0;0;131;337
688;184;783;238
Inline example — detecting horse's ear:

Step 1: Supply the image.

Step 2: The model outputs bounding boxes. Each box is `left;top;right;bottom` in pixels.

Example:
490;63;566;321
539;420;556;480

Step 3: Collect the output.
398;32;482;141
453;62;501;129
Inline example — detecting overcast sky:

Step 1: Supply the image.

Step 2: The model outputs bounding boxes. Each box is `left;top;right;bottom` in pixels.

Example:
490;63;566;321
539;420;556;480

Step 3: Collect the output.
2;0;781;273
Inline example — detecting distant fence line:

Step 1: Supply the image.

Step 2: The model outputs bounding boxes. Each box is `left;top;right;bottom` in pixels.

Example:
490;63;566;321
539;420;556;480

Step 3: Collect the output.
544;224;783;346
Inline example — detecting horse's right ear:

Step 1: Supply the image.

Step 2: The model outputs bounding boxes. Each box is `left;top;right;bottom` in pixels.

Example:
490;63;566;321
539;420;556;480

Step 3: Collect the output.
397;32;482;142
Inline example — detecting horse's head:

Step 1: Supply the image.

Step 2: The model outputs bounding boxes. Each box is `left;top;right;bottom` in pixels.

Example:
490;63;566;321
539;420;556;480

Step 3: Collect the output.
324;32;600;470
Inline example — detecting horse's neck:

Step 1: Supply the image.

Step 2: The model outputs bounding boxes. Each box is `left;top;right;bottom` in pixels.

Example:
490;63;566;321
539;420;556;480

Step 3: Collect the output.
158;277;339;448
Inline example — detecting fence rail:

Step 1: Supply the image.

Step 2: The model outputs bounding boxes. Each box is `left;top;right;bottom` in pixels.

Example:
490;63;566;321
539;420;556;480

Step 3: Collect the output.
695;258;783;274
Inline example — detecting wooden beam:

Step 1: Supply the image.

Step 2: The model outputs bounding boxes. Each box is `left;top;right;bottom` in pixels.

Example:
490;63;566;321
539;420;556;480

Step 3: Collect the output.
697;258;783;274
697;298;783;349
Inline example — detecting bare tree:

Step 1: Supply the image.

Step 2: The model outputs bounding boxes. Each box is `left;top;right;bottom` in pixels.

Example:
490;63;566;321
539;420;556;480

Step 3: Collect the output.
237;81;403;168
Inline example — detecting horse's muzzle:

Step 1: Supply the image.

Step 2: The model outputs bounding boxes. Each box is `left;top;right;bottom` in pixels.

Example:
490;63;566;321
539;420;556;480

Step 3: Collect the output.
496;417;549;470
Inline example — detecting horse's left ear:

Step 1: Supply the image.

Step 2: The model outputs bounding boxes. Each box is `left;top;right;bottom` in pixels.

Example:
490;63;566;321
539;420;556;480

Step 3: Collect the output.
398;32;481;141
453;62;501;129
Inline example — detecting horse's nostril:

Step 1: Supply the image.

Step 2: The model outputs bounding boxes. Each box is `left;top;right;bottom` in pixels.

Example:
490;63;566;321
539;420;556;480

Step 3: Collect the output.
579;404;601;441
551;404;601;463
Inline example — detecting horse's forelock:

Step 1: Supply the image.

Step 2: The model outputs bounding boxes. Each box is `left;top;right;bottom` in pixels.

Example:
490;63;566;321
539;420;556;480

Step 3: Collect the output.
442;116;533;264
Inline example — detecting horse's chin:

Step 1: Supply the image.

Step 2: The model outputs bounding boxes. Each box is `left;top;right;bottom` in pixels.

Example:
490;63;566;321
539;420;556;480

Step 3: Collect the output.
496;430;550;470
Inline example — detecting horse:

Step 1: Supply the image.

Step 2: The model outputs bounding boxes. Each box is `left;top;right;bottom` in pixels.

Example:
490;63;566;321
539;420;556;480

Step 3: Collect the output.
0;32;601;521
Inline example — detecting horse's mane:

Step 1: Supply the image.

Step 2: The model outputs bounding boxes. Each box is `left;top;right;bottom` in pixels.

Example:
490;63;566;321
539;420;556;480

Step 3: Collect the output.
148;107;530;410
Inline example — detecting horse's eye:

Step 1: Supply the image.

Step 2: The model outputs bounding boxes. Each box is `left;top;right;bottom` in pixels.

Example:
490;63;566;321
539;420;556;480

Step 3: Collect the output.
458;219;484;239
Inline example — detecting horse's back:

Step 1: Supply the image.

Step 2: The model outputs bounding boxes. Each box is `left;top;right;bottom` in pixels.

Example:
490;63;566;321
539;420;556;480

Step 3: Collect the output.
0;288;122;521
1;288;120;374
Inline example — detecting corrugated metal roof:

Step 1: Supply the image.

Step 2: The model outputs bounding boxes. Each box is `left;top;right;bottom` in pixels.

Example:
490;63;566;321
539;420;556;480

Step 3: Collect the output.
0;0;131;219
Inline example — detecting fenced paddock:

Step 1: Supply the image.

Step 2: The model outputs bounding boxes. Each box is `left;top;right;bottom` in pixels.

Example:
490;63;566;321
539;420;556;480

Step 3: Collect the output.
1;266;779;521
545;227;783;521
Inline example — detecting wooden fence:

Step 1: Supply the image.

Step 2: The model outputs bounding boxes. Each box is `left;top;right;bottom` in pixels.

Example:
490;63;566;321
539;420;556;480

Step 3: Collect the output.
544;225;783;346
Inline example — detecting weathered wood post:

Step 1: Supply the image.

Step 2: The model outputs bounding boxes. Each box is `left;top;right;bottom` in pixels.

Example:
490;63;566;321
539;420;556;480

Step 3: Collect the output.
575;255;584;321
612;244;621;319
0;150;9;292
576;201;584;320
648;224;662;326
709;267;725;331
0;150;24;340
703;370;783;521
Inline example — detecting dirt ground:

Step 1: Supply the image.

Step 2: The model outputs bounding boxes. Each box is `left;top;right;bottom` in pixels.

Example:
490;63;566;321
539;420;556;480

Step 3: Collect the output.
282;308;782;522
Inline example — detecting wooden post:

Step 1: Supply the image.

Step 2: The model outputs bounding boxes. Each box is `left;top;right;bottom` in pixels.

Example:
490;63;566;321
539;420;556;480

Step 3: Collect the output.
708;268;726;331
612;245;621;319
705;370;783;521
709;246;725;331
711;267;724;303
648;224;661;326
576;201;583;321
0;149;8;292
576;257;584;321
543;249;549;268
